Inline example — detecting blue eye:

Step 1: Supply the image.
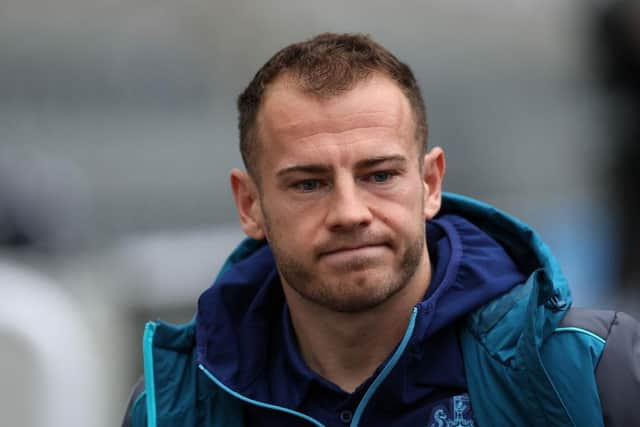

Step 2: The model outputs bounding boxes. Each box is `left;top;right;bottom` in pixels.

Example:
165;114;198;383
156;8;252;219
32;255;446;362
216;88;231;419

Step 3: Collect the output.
295;180;321;192
371;171;392;183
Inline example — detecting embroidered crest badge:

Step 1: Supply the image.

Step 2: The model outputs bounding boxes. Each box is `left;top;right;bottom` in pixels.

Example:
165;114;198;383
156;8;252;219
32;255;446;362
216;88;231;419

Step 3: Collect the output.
429;394;475;427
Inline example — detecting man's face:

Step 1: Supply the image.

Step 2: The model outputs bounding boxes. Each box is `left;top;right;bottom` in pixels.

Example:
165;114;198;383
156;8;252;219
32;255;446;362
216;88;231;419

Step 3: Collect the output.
233;74;443;313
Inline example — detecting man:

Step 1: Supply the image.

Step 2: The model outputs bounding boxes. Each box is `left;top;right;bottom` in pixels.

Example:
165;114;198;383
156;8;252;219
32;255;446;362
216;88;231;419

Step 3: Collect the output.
123;33;640;426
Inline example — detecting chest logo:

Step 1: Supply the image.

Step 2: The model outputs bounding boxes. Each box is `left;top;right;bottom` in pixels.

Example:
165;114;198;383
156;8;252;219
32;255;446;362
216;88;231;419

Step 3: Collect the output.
429;394;475;427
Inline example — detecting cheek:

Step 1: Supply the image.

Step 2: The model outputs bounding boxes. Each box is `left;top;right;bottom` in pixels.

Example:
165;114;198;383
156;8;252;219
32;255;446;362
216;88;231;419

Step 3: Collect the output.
372;186;424;225
263;201;322;245
371;206;422;243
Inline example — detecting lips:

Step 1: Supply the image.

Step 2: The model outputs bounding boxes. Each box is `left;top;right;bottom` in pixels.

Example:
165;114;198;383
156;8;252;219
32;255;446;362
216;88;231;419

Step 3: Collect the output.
318;242;388;257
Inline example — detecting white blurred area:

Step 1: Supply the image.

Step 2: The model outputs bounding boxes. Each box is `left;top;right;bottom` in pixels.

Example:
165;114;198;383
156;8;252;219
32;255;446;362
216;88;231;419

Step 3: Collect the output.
1;1;637;425
0;262;108;427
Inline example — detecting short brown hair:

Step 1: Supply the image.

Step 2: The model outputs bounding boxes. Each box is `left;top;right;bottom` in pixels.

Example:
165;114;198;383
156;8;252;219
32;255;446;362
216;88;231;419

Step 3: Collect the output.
237;32;428;178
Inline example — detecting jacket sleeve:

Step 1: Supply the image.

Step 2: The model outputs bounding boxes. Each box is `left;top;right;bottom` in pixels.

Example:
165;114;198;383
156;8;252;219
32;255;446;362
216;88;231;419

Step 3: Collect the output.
121;377;145;427
559;308;640;426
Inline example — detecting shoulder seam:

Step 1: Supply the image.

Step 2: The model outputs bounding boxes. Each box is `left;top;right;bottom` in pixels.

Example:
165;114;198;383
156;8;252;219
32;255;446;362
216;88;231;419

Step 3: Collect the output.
606;311;618;339
553;327;606;345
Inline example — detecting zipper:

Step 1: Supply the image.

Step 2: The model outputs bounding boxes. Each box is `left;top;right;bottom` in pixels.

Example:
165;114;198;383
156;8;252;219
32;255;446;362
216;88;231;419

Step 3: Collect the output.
349;306;418;426
199;306;419;427
198;364;326;427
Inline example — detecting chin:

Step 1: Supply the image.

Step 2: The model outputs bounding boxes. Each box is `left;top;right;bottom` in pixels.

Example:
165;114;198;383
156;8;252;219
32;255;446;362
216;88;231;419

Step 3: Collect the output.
332;275;404;306
323;289;398;314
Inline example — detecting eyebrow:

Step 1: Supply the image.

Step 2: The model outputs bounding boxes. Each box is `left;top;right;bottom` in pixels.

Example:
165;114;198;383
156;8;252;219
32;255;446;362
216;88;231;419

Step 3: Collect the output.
354;155;407;169
275;155;407;178
276;164;331;178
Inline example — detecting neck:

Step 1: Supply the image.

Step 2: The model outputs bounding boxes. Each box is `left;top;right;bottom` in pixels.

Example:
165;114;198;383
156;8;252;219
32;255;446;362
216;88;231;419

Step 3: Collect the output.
282;255;431;393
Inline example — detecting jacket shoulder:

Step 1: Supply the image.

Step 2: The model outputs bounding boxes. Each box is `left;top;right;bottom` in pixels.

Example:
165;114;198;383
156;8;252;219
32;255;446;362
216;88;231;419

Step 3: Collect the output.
460;280;606;426
122;320;245;427
558;308;640;426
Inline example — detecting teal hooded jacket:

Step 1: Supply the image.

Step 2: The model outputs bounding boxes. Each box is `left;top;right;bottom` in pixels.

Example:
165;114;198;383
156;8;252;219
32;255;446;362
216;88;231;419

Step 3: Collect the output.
124;193;640;427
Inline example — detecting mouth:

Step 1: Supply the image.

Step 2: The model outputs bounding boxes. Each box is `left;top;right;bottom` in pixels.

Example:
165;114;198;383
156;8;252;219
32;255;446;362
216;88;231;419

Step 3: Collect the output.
319;243;389;258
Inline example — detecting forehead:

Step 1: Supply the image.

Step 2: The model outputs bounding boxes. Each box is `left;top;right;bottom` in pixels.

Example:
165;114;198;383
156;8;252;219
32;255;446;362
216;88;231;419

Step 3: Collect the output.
256;74;414;148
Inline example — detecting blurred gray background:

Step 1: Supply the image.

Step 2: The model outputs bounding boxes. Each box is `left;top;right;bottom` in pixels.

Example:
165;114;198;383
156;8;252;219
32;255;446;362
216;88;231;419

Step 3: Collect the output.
1;1;638;426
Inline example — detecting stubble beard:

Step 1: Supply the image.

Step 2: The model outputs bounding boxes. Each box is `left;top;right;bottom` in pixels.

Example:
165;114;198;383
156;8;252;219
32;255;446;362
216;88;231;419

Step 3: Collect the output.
266;224;426;314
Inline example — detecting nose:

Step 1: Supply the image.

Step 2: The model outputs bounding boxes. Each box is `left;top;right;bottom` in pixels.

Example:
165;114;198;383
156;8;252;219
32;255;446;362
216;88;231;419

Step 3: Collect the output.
325;178;373;231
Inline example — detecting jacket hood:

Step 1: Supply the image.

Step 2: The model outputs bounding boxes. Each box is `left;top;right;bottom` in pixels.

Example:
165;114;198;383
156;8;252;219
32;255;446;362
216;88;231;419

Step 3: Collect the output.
194;192;571;408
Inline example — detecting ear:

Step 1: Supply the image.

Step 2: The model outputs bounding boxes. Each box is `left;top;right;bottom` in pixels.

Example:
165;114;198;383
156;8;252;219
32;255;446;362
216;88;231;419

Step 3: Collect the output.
230;169;266;240
422;147;446;220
